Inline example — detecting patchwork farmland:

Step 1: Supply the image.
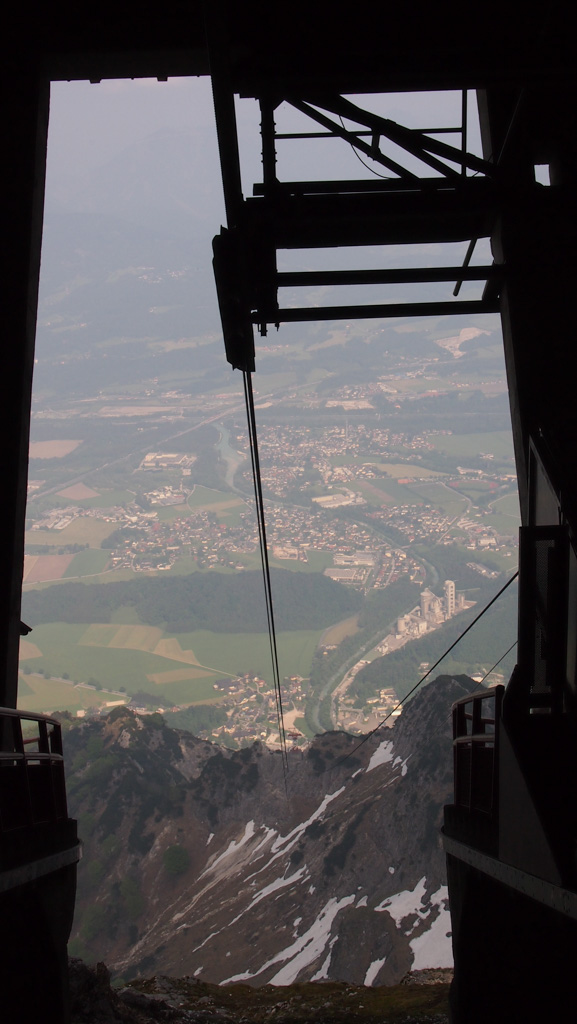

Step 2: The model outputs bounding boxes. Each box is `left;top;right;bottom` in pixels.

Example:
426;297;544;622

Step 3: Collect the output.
18;620;323;713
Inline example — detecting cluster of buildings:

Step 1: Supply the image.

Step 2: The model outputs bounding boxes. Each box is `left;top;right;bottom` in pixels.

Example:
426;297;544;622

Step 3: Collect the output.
321;369;506;408
67;672;309;749
367;501;516;552
30;509;81;532
388;579;474;648
235;422;438;499
209;673;308;747
337;686;401;733
332;579;473;733
30;476;509;588
138;452;196;472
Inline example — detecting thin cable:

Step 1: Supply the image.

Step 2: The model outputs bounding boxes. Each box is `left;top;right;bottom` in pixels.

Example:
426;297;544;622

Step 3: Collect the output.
338;114;392;180
444;639;518;723
245;379;289;786
328;570;519;771
243;370;289;780
477;640;518;687
244;372;286;764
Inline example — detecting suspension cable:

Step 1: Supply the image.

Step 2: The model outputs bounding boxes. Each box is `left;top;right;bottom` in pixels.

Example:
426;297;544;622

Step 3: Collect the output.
329;570;519;771
476;639;518;688
443;639;518;724
243;370;289;779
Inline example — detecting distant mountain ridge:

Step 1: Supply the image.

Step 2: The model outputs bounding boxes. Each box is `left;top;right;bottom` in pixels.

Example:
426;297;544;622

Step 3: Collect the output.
64;674;475;986
47;127;225;233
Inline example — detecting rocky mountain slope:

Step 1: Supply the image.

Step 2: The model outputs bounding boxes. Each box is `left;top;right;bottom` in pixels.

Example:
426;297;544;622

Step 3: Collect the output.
64;675;474;987
69;959;451;1023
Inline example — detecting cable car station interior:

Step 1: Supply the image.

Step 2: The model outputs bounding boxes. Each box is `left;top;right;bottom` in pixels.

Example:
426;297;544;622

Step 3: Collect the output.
2;3;577;1020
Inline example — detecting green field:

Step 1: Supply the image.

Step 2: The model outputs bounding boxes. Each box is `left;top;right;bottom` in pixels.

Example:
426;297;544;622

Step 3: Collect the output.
470;549;518;572
21;548;333;590
200;549;334;575
155;504;190;522
17;620;323;710
428;431;514;459
176;628;322;684
23;564;151;590
187;484;243;508
489;513;521;536
407;481;470;515
186;485;249;523
19;623;215;693
328;454;373;467
352;479;418;506
25;519;118;547
283;550;333;573
491;492;521;517
321;615;360;646
63;549;110;578
293;715;315;739
73;489;136;509
17;673;128;714
109;605;141;624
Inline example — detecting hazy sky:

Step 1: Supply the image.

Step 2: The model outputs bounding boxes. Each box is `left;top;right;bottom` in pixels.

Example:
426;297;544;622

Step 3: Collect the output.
47;78;480;193
48;77;217;175
43;79;493;311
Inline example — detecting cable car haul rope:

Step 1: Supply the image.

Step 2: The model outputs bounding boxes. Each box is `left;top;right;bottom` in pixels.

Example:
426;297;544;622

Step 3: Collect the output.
240;364;518;781
243;370;289;779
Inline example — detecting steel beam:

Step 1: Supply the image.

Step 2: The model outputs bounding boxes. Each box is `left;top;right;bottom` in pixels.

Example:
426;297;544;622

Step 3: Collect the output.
277;265;500;287
245;186;497;249
316;93;493;177
254;177;478;196
287;98;417;179
251;299;499;324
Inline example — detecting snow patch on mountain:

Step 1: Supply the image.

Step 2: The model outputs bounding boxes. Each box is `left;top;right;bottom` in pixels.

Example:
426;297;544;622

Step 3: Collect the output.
375;879;452;970
192;930;221;953
375;876;428;924
366;740;394;773
365;956;387;986
201;820;257;878
228;866;309;929
310;936;338;981
271;788;345;853
393;754;410;776
410;886;452;970
248;867;308;909
223;896;356;986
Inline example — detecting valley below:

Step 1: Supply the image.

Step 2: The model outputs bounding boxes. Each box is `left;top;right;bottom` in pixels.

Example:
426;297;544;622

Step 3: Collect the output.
22;115;520;739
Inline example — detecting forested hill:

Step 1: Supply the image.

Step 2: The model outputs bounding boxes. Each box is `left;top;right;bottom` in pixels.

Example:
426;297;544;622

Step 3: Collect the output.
21;570;362;633
351;583;518;704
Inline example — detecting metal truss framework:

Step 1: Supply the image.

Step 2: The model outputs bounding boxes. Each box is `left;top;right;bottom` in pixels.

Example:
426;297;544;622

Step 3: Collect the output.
210;72;505;372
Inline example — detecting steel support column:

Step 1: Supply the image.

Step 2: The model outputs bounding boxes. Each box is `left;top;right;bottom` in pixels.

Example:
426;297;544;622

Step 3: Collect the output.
0;71;49;709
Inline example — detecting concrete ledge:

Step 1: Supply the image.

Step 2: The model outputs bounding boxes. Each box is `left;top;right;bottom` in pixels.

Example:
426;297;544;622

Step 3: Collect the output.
0;840;82;893
443;831;577;920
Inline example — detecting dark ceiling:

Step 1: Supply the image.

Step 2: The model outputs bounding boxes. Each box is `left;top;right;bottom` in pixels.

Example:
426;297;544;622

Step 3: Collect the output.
6;1;574;94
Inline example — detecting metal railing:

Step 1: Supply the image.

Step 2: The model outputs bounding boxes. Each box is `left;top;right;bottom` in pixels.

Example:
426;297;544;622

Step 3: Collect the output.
453;685;503;817
0;708;67;832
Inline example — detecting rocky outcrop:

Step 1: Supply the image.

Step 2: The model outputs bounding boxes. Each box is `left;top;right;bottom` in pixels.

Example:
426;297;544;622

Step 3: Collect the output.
64;676;476;988
69;960;451;1023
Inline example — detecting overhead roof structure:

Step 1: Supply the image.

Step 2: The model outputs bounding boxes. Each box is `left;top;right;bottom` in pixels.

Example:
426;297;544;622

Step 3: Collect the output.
2;4;577;1021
